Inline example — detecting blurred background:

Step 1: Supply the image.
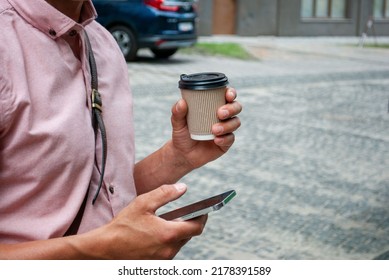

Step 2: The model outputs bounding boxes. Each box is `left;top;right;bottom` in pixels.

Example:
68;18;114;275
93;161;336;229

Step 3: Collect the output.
93;0;389;260
197;0;389;37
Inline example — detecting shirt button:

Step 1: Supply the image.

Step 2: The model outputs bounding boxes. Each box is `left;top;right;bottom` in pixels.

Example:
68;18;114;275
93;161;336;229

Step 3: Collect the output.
109;185;115;194
69;30;77;36
49;29;57;36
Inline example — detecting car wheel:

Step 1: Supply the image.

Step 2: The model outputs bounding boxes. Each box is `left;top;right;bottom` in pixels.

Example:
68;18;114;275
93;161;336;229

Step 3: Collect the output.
150;48;178;59
109;25;138;61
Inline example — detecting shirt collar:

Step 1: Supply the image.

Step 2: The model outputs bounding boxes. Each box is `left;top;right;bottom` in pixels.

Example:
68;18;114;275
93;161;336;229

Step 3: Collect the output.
8;0;97;39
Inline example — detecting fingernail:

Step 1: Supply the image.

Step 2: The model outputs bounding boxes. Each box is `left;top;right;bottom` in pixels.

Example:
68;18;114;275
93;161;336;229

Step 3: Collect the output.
227;90;235;99
214;125;224;134
214;137;224;145
175;101;180;113
174;183;187;192
220;109;229;119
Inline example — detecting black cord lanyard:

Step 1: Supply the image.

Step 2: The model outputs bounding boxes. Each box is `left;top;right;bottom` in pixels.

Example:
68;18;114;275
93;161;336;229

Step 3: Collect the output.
84;32;107;205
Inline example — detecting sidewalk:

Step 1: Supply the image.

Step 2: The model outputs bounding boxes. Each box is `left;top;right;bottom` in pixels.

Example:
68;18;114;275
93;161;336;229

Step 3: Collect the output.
129;36;389;260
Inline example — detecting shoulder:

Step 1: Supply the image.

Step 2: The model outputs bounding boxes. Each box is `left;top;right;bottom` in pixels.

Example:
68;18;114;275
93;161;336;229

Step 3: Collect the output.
85;20;129;76
86;21;124;57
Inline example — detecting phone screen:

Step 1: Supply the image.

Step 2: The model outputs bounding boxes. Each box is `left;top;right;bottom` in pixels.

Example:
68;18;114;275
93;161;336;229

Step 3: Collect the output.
158;190;236;221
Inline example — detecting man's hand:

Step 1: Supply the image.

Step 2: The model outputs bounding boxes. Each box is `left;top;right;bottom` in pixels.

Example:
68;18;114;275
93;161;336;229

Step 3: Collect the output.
171;87;242;169
84;183;207;259
133;87;242;195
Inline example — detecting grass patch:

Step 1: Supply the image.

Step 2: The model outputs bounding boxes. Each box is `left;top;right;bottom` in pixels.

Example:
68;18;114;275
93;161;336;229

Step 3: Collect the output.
361;43;389;49
180;42;253;59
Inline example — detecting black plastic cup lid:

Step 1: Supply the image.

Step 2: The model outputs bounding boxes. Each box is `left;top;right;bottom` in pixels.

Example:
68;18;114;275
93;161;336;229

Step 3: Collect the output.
179;72;228;90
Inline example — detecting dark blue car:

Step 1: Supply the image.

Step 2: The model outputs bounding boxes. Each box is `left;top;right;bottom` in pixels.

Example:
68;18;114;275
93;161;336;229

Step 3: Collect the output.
92;0;197;61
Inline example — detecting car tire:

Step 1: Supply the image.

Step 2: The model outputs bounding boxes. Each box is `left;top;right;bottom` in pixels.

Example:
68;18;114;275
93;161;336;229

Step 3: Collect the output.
150;48;178;59
109;25;138;61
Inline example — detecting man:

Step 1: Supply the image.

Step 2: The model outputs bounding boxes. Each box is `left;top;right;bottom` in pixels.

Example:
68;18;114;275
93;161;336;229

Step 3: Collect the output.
0;0;242;259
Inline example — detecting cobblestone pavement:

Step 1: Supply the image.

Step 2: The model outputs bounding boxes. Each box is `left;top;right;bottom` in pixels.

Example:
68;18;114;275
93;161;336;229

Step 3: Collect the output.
128;36;389;260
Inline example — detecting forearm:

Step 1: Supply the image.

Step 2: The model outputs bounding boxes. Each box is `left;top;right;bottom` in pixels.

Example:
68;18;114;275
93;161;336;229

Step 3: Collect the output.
0;228;109;260
134;140;194;195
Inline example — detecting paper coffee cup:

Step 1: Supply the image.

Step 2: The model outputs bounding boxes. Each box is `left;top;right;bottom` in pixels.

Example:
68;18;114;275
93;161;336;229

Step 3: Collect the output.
179;72;228;140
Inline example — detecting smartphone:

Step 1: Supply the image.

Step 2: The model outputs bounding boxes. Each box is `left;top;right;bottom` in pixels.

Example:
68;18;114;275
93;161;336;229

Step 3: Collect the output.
158;190;236;221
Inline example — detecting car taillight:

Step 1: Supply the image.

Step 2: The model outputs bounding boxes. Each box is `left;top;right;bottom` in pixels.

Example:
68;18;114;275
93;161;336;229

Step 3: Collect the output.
144;0;179;12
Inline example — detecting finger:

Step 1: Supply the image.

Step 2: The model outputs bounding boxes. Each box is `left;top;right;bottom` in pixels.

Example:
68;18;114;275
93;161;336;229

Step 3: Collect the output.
217;101;242;120
139;183;188;212
212;117;241;136
171;99;188;132
226;87;237;102
168;214;208;240
214;133;235;149
157;215;206;248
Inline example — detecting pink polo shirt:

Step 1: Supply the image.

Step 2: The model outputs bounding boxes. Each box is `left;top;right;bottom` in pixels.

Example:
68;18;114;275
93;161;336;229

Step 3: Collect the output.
0;0;137;243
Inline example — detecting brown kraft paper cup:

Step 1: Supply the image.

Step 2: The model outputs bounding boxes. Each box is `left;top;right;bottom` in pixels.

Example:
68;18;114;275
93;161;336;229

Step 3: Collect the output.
179;72;228;141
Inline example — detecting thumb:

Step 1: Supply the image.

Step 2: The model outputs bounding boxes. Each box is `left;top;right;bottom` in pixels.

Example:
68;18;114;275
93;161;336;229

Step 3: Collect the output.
141;183;187;213
171;99;188;132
